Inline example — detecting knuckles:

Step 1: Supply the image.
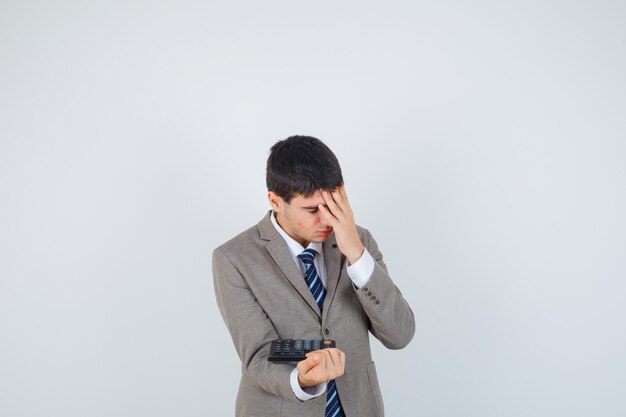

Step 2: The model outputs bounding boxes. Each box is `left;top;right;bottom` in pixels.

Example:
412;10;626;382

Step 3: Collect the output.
298;348;346;384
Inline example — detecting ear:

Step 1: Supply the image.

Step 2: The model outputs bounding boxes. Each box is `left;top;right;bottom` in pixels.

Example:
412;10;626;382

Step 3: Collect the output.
267;191;283;212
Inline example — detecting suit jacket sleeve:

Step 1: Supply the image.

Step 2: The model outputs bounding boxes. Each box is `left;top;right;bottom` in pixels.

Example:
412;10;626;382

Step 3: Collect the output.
212;247;296;400
356;228;416;349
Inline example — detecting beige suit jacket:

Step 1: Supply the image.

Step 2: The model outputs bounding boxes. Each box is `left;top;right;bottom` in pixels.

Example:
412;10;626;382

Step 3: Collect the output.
213;211;415;417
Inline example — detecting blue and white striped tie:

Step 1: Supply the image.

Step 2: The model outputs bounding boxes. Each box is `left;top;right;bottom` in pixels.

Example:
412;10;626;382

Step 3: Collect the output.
298;249;346;417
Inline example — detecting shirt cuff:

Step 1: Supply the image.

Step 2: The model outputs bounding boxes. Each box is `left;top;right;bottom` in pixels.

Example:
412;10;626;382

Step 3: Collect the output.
290;368;326;401
346;248;374;289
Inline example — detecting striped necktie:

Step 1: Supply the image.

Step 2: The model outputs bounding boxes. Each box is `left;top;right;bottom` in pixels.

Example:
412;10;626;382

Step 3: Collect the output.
298;249;346;417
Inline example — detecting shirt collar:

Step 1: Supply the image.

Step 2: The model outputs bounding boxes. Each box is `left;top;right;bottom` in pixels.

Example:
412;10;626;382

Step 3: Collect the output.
270;210;323;258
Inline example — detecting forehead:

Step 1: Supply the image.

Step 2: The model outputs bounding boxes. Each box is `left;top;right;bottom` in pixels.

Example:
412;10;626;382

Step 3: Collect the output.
291;190;325;207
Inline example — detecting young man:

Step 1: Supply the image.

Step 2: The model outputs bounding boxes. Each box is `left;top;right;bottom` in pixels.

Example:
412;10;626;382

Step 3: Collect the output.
213;136;415;417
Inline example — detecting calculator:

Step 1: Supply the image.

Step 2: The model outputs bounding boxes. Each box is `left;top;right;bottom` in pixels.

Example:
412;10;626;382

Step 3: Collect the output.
267;339;336;363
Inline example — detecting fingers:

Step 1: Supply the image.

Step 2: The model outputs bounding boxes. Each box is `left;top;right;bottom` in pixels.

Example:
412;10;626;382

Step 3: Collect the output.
324;348;345;378
316;348;345;380
330;186;345;206
298;351;323;381
322;190;342;216
332;185;350;208
322;188;353;220
338;349;345;375
317;202;337;227
322;190;351;226
336;187;353;216
338;185;348;201
298;352;322;374
298;348;346;387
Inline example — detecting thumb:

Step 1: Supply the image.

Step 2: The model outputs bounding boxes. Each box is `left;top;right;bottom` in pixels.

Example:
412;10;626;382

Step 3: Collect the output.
299;353;321;373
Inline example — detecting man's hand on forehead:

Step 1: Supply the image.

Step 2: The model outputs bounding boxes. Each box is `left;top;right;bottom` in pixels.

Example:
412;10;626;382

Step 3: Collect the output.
318;185;365;264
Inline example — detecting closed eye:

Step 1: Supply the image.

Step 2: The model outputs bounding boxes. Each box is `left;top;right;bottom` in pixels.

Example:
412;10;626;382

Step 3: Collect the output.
302;204;326;213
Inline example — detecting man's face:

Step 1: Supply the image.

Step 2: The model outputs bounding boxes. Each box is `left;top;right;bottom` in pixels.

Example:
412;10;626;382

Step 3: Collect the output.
269;189;333;247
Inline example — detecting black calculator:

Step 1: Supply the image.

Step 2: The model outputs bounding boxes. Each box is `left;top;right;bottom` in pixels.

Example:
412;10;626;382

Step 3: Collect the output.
268;339;336;363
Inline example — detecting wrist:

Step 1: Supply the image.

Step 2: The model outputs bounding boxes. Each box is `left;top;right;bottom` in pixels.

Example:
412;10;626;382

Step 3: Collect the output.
291;368;326;401
346;244;365;265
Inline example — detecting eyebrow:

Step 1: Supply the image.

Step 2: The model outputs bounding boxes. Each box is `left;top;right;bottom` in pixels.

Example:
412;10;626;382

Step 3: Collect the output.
301;204;326;210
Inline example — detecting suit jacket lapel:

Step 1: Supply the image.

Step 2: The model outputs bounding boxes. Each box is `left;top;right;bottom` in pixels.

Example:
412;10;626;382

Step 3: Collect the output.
322;232;344;318
258;211;321;317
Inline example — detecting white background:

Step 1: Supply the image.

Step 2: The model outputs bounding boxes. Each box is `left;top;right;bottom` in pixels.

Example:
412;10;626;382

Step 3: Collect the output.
1;1;625;416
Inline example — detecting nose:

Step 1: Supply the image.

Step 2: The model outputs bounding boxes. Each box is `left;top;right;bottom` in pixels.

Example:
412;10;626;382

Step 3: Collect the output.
319;214;330;228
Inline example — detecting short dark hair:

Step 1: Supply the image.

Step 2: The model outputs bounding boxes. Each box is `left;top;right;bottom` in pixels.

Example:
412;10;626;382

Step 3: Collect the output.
266;135;343;203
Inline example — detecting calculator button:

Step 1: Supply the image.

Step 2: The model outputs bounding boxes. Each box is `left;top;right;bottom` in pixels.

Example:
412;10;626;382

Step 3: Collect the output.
294;339;303;352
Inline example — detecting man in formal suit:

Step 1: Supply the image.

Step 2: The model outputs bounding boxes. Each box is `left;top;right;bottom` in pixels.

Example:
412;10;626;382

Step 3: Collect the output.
213;136;415;417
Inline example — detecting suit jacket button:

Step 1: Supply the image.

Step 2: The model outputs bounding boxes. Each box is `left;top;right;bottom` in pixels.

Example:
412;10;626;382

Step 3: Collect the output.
363;287;369;293
375;300;381;305
324;328;330;336
367;291;372;296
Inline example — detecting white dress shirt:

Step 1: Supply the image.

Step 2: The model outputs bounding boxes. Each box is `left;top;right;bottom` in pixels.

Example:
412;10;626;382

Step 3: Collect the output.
270;211;375;400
